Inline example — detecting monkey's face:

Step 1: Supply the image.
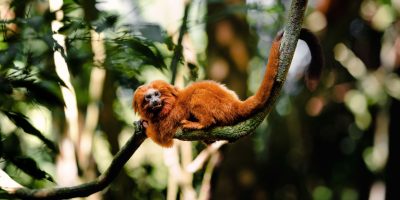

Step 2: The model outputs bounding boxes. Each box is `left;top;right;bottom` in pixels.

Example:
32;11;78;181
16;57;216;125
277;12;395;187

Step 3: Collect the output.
143;88;162;111
133;80;179;119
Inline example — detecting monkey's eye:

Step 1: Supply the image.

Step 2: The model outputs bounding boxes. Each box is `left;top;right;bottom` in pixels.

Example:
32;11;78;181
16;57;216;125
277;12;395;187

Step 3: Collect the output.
154;91;160;97
145;94;152;100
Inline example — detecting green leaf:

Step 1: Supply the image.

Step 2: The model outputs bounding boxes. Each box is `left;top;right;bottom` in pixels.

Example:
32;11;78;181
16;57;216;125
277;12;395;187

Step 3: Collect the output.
120;38;167;69
187;62;199;81
94;15;119;32
11;156;54;182
38;71;67;88
3;111;58;153
2;133;22;158
164;36;175;51
25;16;44;32
0;76;13;94
11;79;65;108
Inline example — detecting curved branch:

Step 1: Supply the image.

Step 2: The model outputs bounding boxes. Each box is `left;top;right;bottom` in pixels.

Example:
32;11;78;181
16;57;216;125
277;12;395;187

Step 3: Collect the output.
0;123;147;199
174;0;308;141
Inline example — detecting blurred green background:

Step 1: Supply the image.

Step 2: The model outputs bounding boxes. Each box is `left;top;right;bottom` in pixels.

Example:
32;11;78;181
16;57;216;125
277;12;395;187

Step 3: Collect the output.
0;0;399;199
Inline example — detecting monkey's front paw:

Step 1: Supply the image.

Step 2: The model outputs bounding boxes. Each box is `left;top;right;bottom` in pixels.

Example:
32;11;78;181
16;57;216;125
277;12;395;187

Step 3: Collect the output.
141;120;149;128
181;120;204;130
134;120;148;132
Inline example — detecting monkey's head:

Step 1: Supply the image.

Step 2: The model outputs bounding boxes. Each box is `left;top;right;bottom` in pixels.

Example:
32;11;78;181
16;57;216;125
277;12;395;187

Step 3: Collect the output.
133;80;179;119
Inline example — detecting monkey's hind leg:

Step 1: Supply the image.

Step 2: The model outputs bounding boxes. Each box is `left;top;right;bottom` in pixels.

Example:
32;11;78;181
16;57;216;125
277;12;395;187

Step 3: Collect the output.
181;111;214;130
181;119;205;130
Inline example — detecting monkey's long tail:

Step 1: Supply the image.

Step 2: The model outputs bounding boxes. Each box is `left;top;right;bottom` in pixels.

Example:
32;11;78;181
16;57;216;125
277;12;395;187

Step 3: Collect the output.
239;32;282;116
239;29;323;117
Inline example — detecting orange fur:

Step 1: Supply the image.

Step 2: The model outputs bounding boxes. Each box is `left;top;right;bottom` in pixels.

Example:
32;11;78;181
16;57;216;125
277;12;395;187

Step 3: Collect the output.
133;30;322;147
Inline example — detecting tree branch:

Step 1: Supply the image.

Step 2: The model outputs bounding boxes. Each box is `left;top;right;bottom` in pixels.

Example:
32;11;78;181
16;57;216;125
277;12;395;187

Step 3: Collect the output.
174;0;308;141
0;123;146;199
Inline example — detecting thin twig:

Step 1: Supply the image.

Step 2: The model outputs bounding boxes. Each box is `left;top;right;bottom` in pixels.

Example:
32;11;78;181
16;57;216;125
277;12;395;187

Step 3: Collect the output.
197;152;221;200
170;1;191;84
186;141;228;173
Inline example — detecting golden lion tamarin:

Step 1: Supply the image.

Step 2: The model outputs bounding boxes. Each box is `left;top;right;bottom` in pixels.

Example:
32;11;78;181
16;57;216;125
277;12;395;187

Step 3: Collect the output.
133;29;323;147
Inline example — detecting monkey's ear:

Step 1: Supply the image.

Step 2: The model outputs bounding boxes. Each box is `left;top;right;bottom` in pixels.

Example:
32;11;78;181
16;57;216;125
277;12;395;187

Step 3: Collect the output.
132;99;139;113
132;91;141;113
133;86;144;113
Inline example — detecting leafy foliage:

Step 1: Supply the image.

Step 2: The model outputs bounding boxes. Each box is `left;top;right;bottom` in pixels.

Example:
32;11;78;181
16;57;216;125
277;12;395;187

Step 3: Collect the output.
0;0;176;185
10;156;55;182
10;79;65;108
2;111;58;152
2;133;54;182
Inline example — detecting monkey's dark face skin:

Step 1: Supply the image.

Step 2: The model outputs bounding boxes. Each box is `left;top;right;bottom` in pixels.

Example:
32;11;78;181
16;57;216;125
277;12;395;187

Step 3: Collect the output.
144;88;162;111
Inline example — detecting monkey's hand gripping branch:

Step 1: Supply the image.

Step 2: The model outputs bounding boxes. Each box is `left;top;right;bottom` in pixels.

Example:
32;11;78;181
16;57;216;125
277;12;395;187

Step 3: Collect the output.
174;0;308;142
